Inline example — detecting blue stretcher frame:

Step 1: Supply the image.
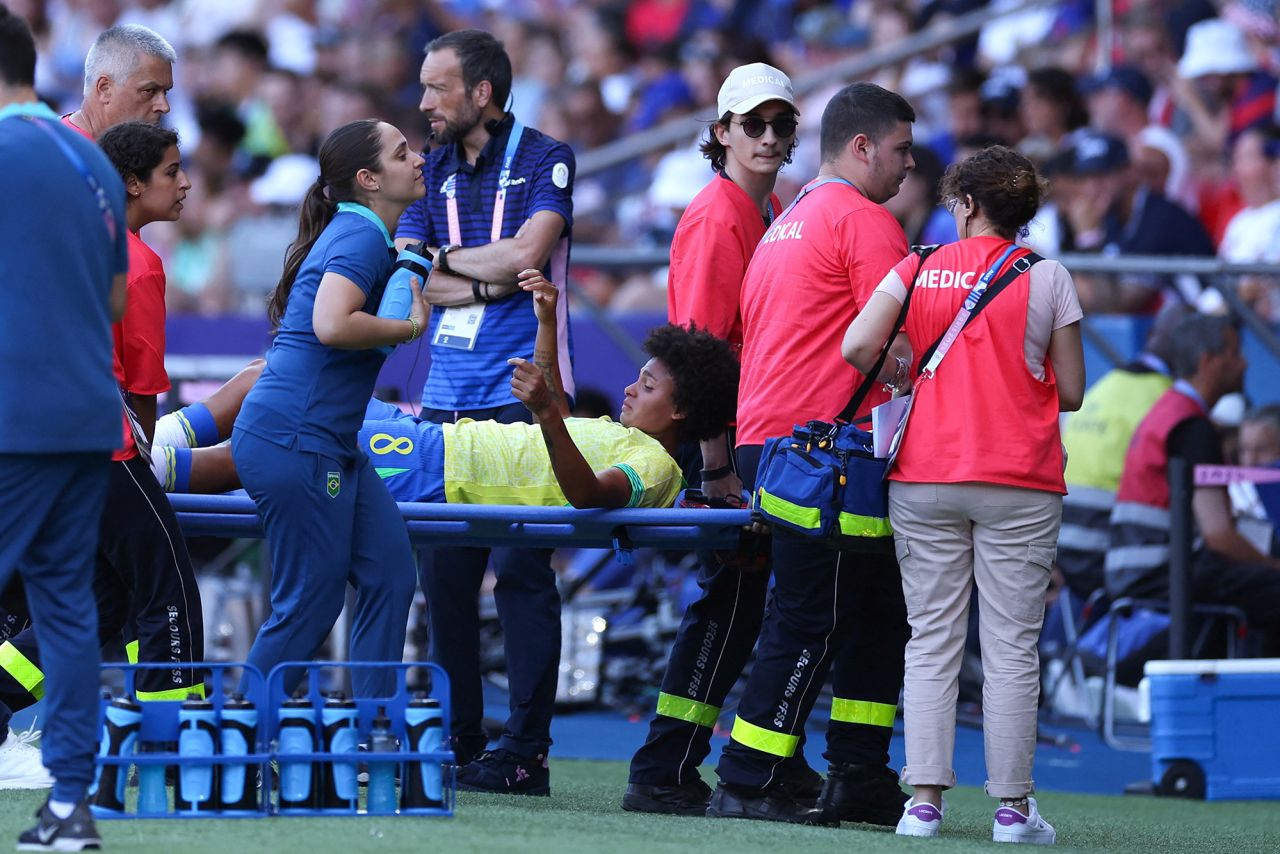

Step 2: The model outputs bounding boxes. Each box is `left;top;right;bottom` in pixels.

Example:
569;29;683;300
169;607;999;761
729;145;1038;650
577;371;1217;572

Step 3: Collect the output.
169;493;754;551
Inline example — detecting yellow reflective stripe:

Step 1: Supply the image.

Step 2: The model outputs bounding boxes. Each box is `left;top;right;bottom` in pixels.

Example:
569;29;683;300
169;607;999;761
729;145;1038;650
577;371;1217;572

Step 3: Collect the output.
0;642;44;701
123;640;205;702
137;683;206;702
837;511;893;538
831;698;897;728
656;692;719;728
757;488;823;530
729;715;799;758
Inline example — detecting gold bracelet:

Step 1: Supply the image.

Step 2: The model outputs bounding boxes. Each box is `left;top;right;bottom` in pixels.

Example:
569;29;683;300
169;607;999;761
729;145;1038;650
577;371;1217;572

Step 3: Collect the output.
406;315;420;342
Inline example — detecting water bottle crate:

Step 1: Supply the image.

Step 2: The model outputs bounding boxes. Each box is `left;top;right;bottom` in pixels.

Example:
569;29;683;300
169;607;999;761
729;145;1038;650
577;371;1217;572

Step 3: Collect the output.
91;660;454;819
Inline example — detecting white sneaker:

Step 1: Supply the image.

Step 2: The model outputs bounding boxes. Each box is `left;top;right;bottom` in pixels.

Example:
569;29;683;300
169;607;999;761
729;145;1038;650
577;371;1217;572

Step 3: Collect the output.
896;796;945;838
0;726;54;790
993;796;1056;844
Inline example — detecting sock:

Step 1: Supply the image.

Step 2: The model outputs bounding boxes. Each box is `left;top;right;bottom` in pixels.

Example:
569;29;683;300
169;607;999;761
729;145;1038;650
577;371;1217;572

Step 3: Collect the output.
47;800;75;819
171;447;192;493
149;446;192;493
177;402;220;448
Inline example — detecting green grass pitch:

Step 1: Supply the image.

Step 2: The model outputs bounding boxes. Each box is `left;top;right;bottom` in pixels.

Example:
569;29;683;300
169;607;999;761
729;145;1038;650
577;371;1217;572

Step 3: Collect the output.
1;759;1276;853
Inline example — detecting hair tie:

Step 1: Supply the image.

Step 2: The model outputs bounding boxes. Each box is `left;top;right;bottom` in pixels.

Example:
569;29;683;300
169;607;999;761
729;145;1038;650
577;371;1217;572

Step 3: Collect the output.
315;177;336;204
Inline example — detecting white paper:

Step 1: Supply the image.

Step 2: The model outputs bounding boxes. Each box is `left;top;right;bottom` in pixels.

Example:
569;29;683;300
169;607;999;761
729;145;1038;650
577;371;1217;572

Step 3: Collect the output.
871;394;913;459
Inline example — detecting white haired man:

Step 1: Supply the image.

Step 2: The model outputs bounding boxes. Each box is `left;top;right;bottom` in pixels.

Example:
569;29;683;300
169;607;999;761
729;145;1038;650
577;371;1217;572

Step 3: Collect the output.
63;23;175;139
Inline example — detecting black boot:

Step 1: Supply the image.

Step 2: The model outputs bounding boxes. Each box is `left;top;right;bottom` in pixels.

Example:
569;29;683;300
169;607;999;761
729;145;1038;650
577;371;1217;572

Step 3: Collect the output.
816;762;909;827
621;777;712;816
776;760;825;807
707;783;839;826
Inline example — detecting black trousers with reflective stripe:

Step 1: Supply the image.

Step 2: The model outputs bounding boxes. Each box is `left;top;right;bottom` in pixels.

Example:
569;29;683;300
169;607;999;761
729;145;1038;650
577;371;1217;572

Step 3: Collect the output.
628;547;772;786
716;529;908;791
0;454;204;711
630;443;799;787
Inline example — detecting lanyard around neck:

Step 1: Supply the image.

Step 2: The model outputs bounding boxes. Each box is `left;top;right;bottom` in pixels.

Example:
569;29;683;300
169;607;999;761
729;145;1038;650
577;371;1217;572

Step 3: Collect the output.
16;114;118;243
445;120;524;246
336;201;393;248
764;176;852;239
1173;379;1207;412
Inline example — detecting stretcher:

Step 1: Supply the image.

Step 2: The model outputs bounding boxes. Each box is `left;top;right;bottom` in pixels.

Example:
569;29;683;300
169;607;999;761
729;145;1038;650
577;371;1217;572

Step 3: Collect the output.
169;493;754;553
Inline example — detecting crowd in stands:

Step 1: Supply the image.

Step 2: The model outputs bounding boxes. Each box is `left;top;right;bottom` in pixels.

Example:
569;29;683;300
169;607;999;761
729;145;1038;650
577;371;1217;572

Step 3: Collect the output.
11;0;1280;317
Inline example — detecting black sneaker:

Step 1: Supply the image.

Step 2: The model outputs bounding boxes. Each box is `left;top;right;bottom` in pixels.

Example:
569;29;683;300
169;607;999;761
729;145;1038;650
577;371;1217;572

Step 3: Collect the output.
621;777;712;816
17;799;101;851
816;762;909;827
456;748;550;796
450;732;490;768
706;783;838;826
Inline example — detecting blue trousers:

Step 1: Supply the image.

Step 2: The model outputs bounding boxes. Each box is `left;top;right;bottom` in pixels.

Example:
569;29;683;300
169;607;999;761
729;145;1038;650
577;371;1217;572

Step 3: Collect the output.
418;403;560;757
231;431;417;698
0;452;108;803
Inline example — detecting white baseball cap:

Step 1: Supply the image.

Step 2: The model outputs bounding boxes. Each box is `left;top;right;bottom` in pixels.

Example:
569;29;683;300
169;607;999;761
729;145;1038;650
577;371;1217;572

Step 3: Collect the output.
717;63;799;116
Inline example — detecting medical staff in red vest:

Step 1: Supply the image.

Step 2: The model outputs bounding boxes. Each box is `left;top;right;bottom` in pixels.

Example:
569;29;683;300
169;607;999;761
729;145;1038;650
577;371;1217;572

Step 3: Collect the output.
843;145;1085;845
1107;313;1280;654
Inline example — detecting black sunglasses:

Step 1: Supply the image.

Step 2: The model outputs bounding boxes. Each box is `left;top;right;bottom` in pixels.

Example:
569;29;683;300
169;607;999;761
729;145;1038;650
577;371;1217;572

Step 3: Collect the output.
734;115;798;139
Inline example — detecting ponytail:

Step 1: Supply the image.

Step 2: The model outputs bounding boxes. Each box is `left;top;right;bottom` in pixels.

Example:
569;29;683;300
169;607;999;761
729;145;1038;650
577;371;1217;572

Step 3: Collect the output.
267;181;337;329
265;119;386;330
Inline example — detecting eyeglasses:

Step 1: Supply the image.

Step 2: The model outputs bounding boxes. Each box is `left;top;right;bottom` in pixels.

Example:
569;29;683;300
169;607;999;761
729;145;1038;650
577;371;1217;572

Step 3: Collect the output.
734;115;798;139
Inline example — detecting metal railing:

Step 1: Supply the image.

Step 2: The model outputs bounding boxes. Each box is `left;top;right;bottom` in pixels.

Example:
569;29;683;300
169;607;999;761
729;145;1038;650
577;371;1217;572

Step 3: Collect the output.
569;247;1280;369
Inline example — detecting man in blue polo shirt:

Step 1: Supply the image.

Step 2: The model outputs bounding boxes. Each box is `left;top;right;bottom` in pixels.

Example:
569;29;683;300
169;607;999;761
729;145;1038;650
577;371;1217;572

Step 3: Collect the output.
0;6;127;848
396;27;574;796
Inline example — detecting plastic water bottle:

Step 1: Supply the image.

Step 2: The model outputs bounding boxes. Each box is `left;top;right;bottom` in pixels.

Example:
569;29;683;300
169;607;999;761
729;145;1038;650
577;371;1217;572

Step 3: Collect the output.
320;693;359;811
401;693;444;809
219;693;259;814
277;694;317;812
366;706;398;815
375;241;432;354
175;694;218;814
90;693;141;814
137;742;169;815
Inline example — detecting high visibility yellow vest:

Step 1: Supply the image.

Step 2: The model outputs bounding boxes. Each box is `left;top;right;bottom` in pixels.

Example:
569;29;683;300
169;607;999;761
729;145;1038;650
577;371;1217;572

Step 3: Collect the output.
1063;367;1172;493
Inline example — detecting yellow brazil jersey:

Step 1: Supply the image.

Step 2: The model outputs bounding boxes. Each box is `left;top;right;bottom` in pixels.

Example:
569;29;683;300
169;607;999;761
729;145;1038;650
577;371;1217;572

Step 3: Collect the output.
442;416;685;507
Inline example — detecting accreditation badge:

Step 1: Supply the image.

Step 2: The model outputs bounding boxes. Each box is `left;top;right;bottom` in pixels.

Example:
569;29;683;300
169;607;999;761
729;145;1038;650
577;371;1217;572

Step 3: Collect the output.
433;302;486;350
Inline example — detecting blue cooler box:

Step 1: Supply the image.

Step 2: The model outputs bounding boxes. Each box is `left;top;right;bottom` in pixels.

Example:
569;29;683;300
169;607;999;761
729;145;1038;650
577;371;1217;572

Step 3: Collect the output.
1146;658;1280;800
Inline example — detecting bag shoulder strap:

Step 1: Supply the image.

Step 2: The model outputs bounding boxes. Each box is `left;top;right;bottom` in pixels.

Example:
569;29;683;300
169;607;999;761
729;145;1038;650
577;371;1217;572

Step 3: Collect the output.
915;250;1043;374
836;244;940;423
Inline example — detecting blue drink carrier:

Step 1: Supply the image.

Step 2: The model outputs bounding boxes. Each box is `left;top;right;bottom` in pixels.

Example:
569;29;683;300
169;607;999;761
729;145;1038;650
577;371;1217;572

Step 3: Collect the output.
90;660;455;818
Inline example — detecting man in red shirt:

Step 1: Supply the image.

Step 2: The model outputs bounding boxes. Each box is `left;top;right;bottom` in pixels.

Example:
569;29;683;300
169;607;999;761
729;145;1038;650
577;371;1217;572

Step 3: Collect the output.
62;24;174;139
708;82;916;826
625;63;801;816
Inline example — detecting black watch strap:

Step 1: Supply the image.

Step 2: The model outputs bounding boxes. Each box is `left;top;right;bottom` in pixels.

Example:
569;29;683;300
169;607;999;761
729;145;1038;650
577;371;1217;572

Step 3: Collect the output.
438;244;458;273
